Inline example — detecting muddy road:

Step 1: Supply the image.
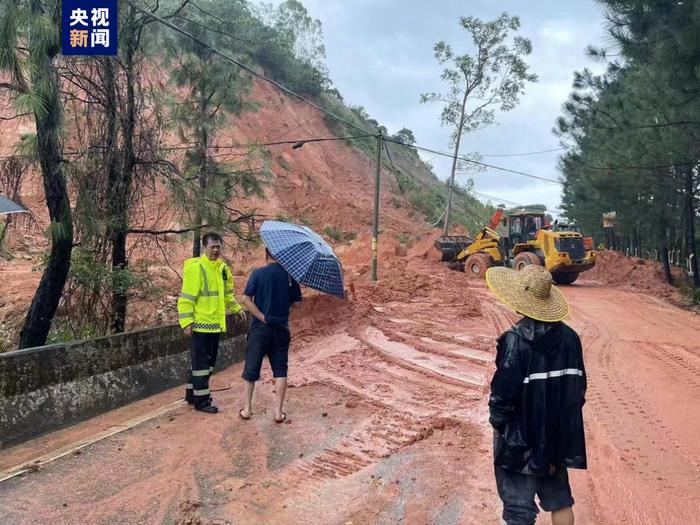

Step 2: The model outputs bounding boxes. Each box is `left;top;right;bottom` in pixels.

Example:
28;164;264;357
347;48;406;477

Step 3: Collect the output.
564;284;700;525
1;256;699;524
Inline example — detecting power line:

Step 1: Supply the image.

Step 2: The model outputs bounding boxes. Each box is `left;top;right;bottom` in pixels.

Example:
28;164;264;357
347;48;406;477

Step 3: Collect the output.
470;190;562;215
122;0;374;136
265;113;322;143
0;134;374;161
160;134;374;151
384;138;563;185
479;147;565;158
470;190;521;207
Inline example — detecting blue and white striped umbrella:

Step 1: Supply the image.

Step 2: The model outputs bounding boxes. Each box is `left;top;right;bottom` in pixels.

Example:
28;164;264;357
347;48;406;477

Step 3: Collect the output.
260;221;345;299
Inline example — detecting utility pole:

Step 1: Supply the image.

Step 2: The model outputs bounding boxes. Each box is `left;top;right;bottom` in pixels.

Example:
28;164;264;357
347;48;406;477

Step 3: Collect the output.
371;133;382;281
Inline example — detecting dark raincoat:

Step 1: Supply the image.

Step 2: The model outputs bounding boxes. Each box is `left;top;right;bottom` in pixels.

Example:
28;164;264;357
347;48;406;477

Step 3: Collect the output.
489;318;587;476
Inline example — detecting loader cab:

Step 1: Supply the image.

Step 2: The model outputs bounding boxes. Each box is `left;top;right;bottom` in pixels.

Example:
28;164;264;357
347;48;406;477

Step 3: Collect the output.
508;212;544;246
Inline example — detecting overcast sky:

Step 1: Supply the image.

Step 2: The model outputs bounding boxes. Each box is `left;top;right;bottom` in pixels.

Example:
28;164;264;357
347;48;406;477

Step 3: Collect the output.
286;0;609;214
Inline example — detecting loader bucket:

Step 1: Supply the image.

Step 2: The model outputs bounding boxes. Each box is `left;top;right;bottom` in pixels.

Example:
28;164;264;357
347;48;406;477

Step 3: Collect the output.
434;235;473;262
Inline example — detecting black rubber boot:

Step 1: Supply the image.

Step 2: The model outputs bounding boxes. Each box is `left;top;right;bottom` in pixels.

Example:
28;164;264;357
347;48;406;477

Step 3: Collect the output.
196;404;219;414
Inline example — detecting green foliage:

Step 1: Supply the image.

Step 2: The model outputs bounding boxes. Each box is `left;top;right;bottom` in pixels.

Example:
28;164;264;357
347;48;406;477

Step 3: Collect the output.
165;1;252;129
68;248;146;296
391;128;416;146
322;226;356;243
393;167;493;233
35;247;151;341
397;232;413;246
271;0;327;72
556;0;699;287
1;0;75;348
46;319;99;345
319;92;380;156
323;226;344;242
421;13;537;138
245;0;330;95
158;0;275;249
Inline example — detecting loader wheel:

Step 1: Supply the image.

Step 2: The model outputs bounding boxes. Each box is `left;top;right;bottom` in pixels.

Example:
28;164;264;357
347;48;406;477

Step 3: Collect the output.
553;272;579;285
514;252;542;271
465;253;493;279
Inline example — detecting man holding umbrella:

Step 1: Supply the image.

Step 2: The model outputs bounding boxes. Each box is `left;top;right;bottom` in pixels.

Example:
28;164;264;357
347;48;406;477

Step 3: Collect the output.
239;221;345;423
239;247;302;423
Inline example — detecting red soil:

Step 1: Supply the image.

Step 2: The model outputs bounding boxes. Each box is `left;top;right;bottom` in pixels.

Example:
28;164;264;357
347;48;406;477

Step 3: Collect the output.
2;249;700;524
584;250;686;298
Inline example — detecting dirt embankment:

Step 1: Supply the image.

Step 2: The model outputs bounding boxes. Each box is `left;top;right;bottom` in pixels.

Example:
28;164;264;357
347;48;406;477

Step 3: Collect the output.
585;250;686;298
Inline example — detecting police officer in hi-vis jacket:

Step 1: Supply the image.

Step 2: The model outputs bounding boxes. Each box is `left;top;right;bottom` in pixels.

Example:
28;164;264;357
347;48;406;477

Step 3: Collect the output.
177;232;246;413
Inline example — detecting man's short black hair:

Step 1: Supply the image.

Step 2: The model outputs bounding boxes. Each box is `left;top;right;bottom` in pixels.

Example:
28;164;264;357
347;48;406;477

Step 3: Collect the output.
202;232;222;246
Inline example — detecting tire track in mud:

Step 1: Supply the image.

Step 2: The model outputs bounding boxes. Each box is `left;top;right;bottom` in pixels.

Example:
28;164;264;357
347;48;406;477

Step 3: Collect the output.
287;352;484;486
562;308;608;525
289;409;444;482
577;304;669;524
640;342;700;392
568;290;700;524
633;342;700;473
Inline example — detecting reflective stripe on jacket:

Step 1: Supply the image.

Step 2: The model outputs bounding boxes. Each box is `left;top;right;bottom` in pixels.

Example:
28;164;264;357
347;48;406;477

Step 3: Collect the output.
177;255;242;333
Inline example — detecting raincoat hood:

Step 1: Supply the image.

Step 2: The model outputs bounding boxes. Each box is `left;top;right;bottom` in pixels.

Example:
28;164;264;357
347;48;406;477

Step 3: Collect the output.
512;317;560;349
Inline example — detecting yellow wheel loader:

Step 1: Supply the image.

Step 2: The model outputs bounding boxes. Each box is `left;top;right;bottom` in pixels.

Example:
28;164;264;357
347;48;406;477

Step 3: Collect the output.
434;209;596;284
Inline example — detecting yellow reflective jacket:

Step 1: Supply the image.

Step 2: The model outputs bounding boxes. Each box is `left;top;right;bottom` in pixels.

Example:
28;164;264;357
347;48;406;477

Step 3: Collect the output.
177;255;242;333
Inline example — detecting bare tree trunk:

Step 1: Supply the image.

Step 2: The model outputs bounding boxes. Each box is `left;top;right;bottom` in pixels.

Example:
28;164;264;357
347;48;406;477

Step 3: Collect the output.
191;151;207;257
19;1;73;348
443;88;469;235
110;8;138;333
659;216;673;285
192;96;209;257
680;164;699;289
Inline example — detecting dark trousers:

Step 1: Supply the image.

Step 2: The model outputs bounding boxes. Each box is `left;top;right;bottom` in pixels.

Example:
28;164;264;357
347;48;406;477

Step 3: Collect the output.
185;331;220;409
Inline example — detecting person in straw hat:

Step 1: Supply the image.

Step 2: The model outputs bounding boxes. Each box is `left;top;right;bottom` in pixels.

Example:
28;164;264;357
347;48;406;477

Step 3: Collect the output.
485;265;587;525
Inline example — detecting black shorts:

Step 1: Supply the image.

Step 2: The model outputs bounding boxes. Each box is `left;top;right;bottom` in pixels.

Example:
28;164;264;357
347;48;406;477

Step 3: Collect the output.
242;324;291;381
494;436;574;524
495;465;574;524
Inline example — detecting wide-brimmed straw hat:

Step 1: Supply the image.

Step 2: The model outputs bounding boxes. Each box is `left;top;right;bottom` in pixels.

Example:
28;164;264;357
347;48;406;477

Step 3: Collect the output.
485;265;569;322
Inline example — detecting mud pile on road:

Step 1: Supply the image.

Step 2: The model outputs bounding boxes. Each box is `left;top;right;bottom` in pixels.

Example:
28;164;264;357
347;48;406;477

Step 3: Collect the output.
285;237;485;350
585;250;684;297
406;229;445;262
